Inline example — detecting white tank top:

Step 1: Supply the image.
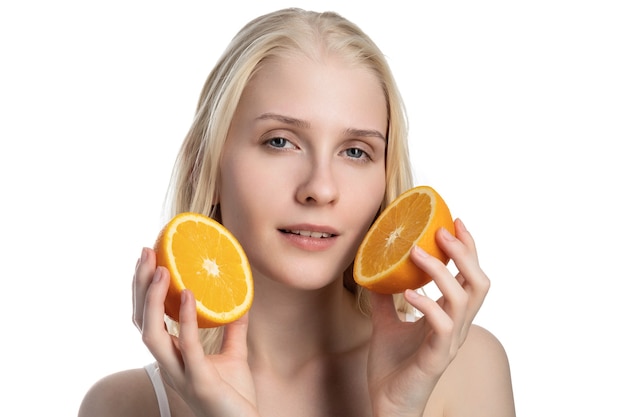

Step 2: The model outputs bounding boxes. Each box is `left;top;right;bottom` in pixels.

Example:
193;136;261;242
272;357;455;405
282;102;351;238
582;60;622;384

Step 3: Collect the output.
144;362;171;417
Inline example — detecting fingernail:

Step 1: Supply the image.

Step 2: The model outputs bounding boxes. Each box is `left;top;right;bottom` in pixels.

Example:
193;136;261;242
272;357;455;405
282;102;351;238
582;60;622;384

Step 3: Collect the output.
182;289;194;305
153;267;162;283
405;288;420;300
456;218;467;233
141;247;148;262
413;245;429;258
441;227;455;241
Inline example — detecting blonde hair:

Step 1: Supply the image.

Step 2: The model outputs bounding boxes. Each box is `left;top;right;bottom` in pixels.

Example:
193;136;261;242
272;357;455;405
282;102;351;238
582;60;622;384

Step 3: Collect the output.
164;8;414;352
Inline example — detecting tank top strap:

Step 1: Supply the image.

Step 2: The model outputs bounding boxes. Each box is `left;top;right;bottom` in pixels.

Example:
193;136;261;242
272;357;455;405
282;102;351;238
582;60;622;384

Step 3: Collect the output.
144;362;171;417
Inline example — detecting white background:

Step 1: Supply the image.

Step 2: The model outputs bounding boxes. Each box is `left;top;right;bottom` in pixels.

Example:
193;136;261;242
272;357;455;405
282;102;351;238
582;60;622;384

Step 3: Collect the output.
1;1;624;415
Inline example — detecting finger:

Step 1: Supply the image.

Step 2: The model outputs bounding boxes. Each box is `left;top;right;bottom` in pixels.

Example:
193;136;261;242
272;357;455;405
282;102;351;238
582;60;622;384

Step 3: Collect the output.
132;247;156;330
410;244;468;321
177;291;244;396
452;218;477;255
404;289;454;351
221;313;249;358
177;289;212;380
142;267;184;375
437;220;490;309
435;220;491;343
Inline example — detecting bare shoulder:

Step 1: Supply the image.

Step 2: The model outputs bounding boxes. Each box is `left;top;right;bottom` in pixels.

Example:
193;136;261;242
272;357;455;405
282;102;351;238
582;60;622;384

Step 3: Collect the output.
78;368;160;417
427;325;516;417
455;324;513;372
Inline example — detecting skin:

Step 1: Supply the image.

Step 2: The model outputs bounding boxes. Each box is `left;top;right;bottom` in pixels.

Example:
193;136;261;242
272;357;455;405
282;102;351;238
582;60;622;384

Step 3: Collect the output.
78;53;515;417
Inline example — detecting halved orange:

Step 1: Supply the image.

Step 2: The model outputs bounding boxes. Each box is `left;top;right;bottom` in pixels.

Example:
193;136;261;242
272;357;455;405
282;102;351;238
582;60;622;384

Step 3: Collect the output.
353;186;454;294
154;212;253;328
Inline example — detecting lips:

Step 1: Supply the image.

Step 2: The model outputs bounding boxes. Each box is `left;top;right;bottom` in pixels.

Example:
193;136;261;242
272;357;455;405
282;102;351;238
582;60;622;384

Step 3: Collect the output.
280;229;335;238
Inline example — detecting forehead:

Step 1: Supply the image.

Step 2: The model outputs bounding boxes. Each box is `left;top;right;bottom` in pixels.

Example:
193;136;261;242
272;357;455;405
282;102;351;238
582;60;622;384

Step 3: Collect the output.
237;52;388;131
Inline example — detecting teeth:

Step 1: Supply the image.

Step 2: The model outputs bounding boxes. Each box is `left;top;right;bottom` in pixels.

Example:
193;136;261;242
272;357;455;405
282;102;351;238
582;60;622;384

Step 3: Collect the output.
286;230;332;238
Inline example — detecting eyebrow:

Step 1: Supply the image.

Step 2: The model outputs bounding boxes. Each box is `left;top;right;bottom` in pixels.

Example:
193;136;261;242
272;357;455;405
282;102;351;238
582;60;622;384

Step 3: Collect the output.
256;113;310;129
256;112;386;142
343;128;387;142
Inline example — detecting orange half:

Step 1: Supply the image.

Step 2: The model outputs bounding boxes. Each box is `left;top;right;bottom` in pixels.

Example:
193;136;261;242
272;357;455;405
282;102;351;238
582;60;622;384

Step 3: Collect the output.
353;186;454;294
154;212;253;327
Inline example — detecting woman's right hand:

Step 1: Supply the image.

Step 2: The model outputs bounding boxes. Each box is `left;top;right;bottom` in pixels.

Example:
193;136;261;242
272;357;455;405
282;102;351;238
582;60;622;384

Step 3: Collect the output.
132;247;260;417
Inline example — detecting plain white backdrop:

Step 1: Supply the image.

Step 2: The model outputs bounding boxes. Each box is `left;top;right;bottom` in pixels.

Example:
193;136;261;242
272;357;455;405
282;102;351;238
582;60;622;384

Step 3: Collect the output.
1;1;624;415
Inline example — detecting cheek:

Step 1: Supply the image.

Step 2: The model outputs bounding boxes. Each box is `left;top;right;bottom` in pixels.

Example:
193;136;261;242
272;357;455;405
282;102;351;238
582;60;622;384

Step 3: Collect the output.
218;162;253;225
364;182;387;226
341;166;387;227
218;155;281;230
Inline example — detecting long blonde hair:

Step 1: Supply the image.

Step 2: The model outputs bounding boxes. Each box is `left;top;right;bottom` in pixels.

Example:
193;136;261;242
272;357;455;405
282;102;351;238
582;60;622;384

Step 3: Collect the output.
164;8;414;352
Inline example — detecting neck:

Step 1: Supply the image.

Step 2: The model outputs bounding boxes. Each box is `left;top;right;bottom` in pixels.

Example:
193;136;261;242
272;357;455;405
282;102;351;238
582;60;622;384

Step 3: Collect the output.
246;275;370;375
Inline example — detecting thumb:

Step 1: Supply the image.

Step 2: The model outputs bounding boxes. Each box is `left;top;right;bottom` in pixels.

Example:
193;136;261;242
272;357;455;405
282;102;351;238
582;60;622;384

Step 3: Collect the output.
220;313;249;358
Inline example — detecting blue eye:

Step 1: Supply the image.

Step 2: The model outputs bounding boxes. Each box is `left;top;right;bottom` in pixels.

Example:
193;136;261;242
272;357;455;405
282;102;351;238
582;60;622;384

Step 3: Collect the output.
267;137;290;148
345;148;368;159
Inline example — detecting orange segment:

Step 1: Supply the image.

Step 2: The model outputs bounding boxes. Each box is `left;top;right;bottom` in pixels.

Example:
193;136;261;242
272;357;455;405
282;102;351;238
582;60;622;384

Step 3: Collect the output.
154;212;253;328
353;186;454;294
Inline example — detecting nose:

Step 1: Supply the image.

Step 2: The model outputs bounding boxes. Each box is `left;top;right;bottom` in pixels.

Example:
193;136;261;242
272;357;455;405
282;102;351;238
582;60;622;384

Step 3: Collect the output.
295;159;339;205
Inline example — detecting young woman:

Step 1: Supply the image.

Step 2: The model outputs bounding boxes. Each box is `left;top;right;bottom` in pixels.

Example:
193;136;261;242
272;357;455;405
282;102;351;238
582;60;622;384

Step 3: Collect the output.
79;8;515;417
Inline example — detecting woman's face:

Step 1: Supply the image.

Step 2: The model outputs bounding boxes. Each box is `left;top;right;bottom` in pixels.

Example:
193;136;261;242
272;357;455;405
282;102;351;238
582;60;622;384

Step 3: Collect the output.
219;52;387;290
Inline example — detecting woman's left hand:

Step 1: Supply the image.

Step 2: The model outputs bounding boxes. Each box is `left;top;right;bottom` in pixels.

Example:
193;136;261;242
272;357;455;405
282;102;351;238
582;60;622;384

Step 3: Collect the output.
367;218;490;416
